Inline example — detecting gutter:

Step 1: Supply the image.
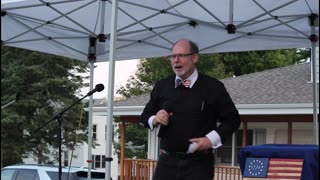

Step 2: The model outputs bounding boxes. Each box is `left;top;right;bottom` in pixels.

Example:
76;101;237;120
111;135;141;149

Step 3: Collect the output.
85;103;318;116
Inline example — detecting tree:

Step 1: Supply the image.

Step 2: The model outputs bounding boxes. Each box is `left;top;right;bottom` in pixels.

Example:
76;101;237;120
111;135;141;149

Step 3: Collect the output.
115;48;310;159
220;49;308;76
1;46;90;166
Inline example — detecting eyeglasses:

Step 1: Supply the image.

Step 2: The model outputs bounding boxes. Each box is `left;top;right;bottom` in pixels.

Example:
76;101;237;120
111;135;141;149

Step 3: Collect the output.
168;53;194;60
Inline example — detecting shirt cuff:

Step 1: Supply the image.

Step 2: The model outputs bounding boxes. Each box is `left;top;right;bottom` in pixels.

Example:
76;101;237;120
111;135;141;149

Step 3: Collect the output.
206;130;223;149
148;115;156;130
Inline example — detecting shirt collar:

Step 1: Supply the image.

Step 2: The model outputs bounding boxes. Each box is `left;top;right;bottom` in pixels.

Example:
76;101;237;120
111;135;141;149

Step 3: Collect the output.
175;69;198;88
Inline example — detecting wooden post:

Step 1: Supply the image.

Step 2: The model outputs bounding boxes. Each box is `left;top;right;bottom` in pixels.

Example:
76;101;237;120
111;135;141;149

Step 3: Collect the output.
242;122;247;147
288;122;292;144
120;121;126;180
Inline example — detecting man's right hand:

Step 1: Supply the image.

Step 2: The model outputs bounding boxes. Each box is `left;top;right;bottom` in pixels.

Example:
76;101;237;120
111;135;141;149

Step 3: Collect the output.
153;109;173;126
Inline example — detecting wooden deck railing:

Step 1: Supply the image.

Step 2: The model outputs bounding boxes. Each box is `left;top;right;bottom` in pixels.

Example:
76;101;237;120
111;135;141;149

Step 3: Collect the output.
214;166;242;180
121;159;242;180
122;159;157;180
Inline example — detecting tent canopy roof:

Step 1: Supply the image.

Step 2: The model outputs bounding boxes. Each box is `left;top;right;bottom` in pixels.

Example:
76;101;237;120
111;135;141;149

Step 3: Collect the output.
2;0;319;62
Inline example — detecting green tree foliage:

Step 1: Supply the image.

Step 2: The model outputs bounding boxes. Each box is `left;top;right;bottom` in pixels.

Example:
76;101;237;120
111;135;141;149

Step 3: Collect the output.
1;46;90;166
220;49;307;76
115;48;310;159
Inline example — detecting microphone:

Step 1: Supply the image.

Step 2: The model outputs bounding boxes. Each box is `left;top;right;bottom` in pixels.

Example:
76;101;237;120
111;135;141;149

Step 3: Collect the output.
86;84;104;96
158;100;174;137
163;100;174;113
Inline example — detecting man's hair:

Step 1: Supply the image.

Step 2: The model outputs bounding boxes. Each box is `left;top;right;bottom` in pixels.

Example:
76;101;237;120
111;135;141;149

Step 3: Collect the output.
172;39;199;54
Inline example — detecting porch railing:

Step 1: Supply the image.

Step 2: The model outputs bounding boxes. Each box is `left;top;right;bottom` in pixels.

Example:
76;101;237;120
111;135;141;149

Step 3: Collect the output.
121;158;242;180
214;166;242;180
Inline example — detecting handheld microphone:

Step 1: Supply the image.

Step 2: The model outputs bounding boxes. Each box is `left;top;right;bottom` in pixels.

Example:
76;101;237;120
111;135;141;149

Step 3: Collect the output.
158;100;174;137
86;84;104;96
163;100;174;113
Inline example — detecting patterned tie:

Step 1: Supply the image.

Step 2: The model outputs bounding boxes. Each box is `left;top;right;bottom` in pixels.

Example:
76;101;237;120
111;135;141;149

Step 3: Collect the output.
176;79;191;88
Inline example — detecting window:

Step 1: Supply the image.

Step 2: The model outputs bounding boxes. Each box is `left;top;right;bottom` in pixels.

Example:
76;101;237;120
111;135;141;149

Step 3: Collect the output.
254;129;266;145
93;125;97;140
46;171;77;180
215;130;253;165
16;169;40;180
92;155;106;168
95;155;100;168
1;169;16;180
64;151;69;166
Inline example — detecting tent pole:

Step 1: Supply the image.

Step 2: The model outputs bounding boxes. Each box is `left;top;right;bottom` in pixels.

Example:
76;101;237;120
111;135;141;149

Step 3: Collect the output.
310;35;319;145
87;61;95;180
106;0;119;180
309;14;319;145
229;0;234;24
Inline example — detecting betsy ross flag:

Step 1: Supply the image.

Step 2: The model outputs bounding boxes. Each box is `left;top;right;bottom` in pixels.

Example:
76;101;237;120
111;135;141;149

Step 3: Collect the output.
267;158;304;179
243;158;304;180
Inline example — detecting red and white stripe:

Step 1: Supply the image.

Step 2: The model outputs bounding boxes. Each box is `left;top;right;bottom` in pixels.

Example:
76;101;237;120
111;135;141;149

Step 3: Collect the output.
266;158;304;180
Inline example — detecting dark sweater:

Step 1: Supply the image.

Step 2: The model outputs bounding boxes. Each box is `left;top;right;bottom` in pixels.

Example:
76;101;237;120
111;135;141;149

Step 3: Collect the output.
141;73;240;152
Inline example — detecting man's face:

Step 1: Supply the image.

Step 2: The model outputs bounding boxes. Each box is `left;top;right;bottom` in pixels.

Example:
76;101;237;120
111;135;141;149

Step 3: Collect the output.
171;40;198;80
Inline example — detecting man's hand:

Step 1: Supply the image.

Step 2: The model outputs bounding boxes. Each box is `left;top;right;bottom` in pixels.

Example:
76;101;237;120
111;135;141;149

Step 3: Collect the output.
153;109;173;126
189;137;213;153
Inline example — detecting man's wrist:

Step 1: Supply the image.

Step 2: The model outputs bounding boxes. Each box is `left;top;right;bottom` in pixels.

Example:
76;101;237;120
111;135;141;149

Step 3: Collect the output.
152;118;158;126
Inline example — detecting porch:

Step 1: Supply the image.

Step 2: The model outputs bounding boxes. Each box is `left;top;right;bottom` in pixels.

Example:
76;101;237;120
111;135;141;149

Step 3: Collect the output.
121;158;242;180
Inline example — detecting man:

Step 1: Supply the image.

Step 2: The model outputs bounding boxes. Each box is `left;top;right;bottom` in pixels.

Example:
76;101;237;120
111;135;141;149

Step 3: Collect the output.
141;39;240;180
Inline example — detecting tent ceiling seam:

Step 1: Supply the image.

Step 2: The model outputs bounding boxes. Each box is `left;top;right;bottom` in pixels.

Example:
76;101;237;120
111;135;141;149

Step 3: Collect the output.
252;16;309;37
38;0;96;36
51;40;87;56
253;0;309;37
116;5;173;45
201;34;246;52
117;0;188;32
165;11;225;30
116;22;186;37
4;14;48;43
237;0;298;28
1;0;71;11
101;25;182;53
8;13;91;37
193;0;226;27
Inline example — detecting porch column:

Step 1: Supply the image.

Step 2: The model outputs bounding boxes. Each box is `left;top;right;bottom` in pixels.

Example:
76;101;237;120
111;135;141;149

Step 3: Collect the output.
288;122;292;144
231;133;237;166
120;121;126;180
242;122;247;146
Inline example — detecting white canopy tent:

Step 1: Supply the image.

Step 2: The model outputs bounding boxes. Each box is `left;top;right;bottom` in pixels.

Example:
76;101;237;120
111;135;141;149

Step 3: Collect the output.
2;0;319;180
2;0;319;60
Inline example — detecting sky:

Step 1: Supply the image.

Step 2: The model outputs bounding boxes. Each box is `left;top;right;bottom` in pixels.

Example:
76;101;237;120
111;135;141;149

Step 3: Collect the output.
81;59;139;99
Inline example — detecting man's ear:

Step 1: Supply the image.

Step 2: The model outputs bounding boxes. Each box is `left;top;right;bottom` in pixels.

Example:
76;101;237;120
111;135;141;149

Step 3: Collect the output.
192;53;199;64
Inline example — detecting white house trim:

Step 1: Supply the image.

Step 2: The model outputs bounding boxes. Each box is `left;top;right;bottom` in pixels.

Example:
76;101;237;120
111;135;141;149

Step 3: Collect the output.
86;103;317;116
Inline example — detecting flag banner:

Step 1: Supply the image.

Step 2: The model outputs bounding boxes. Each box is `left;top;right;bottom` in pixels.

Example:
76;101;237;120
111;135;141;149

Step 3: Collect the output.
243;158;269;178
267;158;304;179
243;158;304;180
